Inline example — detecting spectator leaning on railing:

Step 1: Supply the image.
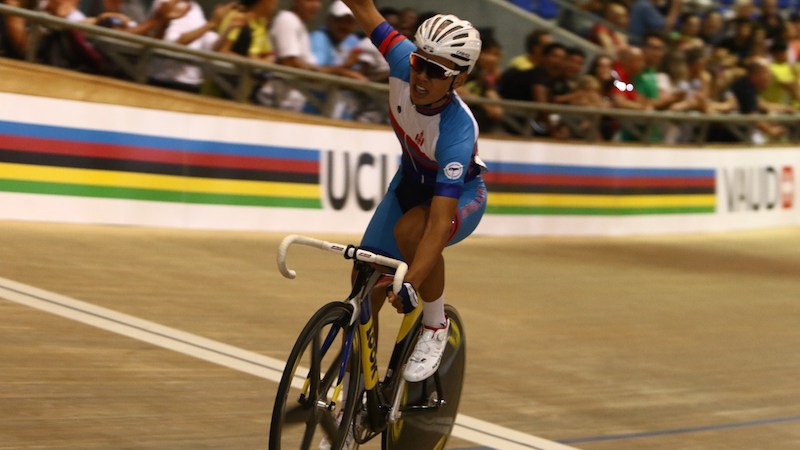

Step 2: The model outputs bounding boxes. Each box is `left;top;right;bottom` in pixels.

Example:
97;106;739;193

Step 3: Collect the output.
636;32;687;112
332;5;397;123
0;0;31;59
457;31;505;134
149;0;240;93
763;40;800;107
34;0;191;75
342;6;397;84
82;0;147;25
682;45;738;115
527;42;570;138
586;53;619;140
496;29;553;105
710;60;797;144
10;0;800;143
308;0;366;119
197;0;277;100
505;28;553;72
37;0;107;73
212;0;277;61
610;46;651;111
85;0;190;38
258;0;367;113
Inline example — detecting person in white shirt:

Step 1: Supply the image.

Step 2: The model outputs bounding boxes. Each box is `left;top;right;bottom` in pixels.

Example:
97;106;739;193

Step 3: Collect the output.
256;0;319;111
259;0;367;113
149;0;237;92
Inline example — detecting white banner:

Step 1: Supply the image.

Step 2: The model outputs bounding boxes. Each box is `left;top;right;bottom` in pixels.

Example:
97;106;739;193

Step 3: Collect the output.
0;92;797;236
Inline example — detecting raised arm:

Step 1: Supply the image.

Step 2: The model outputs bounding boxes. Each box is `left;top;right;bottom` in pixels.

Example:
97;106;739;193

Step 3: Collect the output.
340;0;386;36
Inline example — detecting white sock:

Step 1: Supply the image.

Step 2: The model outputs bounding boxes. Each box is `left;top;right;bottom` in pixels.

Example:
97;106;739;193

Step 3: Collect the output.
422;294;447;328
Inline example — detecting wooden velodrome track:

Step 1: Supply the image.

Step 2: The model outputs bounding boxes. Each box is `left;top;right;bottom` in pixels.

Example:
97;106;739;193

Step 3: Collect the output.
2;60;800;449
1;221;800;450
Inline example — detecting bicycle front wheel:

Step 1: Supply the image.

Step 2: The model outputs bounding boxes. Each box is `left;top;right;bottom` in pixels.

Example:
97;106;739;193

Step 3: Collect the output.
269;302;362;450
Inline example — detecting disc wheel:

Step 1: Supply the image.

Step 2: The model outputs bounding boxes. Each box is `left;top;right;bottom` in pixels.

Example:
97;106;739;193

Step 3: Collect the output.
270;302;362;450
382;305;467;450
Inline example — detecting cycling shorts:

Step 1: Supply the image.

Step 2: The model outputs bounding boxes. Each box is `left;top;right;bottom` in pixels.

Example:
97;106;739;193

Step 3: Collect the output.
360;170;487;260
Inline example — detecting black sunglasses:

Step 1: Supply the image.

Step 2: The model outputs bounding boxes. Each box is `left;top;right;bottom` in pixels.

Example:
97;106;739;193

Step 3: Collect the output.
409;53;461;80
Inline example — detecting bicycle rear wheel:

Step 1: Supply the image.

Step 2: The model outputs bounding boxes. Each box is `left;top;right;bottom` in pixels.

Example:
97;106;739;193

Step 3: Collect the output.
382;305;467;450
269;302;362;450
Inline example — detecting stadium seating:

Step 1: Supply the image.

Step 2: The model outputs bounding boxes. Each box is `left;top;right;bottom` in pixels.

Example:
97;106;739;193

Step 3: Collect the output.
509;0;560;19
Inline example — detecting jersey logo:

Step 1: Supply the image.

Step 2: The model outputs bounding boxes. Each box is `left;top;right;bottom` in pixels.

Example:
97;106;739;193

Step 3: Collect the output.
444;162;464;180
414;131;425;147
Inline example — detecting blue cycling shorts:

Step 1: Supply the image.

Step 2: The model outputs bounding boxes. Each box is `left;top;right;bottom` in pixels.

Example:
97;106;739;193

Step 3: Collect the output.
360;170;488;260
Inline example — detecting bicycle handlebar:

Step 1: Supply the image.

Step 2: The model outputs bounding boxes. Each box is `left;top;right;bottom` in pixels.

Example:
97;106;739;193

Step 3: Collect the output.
277;234;408;295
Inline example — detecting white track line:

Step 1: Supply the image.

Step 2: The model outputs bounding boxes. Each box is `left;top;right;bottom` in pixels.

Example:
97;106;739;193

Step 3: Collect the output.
0;276;578;450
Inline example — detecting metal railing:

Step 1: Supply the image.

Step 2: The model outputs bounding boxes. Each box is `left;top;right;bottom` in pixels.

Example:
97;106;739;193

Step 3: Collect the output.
2;3;799;146
2;4;389;111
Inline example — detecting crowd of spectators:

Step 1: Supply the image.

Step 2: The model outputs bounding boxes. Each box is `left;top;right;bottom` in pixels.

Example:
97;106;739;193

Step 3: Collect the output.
506;0;800;142
0;0;400;121
1;0;800;143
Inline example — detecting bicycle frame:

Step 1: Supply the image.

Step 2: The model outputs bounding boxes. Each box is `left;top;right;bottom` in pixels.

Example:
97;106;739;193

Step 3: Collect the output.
350;258;422;436
277;235;447;443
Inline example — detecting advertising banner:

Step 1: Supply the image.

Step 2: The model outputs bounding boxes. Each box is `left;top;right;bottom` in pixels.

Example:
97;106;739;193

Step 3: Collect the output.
0;93;797;236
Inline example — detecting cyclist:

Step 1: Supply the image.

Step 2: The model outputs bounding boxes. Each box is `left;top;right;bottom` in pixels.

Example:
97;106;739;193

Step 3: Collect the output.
341;0;487;383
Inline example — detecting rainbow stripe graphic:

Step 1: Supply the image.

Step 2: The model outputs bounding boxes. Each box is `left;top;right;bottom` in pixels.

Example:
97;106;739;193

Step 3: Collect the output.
484;162;716;215
0;120;321;209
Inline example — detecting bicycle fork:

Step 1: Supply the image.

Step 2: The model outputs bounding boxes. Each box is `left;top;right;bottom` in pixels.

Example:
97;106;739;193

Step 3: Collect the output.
356;283;386;432
385;307;423;423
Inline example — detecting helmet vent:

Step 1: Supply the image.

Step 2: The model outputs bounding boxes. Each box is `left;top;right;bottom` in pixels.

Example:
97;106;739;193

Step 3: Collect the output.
414;14;482;74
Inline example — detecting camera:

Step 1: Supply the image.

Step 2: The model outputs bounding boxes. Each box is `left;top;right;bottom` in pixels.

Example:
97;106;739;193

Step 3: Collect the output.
98;16;124;28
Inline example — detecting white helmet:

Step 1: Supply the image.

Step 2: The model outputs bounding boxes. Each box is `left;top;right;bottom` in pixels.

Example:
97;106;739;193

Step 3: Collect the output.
414;14;482;74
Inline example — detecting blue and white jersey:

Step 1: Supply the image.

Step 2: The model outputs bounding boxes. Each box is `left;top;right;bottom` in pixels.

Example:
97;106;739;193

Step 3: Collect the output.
370;22;487;200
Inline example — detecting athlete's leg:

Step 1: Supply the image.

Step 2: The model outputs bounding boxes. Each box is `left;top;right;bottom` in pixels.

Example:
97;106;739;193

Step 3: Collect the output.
359;171;405;338
391;205;445;302
400;180;487;382
392;178;487;304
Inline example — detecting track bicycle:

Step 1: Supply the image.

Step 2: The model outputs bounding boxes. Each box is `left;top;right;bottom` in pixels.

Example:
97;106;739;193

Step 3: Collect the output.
269;234;466;450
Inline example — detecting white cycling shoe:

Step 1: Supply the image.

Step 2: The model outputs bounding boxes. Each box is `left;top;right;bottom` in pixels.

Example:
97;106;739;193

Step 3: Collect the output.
403;318;450;382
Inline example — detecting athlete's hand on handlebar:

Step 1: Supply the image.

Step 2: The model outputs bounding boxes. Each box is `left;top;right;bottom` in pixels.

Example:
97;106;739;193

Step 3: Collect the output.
387;282;418;314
